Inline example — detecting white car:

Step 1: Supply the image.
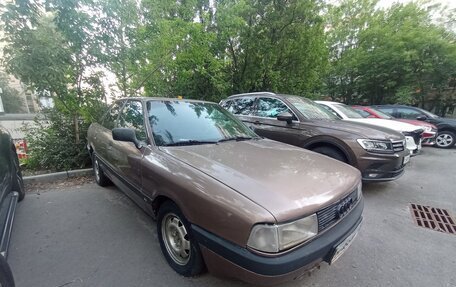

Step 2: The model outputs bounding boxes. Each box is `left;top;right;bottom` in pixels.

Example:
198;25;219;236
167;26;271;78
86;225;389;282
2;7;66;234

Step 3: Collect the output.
316;101;424;155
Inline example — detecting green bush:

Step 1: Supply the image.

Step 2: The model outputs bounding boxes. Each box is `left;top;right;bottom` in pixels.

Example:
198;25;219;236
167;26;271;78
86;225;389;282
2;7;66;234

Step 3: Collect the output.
24;109;92;171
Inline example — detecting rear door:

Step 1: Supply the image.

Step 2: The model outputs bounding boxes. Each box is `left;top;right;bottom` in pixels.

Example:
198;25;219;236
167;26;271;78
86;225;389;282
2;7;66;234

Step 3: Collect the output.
252;97;303;146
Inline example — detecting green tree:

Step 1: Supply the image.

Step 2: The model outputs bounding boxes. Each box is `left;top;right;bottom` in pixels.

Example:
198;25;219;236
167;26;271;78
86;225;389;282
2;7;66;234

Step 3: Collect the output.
0;72;25;113
216;0;327;96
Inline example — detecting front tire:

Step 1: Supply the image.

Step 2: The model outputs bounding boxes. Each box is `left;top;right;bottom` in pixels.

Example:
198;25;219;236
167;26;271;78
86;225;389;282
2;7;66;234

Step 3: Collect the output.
435;131;456;149
312;146;348;163
157;201;205;277
92;154;111;186
11;148;25;202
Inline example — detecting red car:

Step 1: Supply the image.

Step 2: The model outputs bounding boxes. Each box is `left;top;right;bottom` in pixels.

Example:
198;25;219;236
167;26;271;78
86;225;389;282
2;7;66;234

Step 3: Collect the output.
352;106;437;145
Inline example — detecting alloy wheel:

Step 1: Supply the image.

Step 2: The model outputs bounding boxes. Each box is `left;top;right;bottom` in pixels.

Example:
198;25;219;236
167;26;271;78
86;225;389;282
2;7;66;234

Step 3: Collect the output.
436;133;454;147
161;213;191;265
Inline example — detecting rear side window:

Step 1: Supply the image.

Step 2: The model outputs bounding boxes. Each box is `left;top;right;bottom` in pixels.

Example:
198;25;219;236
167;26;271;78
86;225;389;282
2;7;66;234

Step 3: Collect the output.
376;107;394;116
101;101;124;130
256;97;295;119
356;109;371;118
118;101;147;141
396;108;422;120
225;97;256;116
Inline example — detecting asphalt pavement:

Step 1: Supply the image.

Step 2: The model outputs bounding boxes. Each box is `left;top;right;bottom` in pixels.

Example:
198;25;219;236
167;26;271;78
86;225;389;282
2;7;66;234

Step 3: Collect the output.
8;147;456;287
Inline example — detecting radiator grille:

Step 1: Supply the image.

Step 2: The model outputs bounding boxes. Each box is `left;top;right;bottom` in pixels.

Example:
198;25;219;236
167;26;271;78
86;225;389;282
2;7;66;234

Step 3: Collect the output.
317;189;358;232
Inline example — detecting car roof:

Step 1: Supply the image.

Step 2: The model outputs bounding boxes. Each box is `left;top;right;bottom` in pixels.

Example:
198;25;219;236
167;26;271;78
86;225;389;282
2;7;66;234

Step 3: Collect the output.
115;97;216;105
226;92;315;103
373;104;417;108
315;100;343;105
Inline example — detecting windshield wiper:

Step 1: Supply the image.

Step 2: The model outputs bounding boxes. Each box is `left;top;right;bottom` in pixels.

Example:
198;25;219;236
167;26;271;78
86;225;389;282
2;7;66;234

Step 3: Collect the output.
217;136;255;143
164;140;217;146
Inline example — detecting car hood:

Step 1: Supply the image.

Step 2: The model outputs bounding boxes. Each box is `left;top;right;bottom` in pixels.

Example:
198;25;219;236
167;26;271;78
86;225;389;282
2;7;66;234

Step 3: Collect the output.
437;117;456;126
345;118;420;132
397;119;437;130
161;139;361;223
302;119;404;141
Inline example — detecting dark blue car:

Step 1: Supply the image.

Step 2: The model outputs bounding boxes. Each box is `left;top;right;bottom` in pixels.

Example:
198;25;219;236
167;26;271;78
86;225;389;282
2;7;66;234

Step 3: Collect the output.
0;126;25;287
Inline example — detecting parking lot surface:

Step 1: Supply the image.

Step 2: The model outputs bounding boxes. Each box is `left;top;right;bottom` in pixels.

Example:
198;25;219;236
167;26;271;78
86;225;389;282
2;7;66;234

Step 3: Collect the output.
8;148;456;287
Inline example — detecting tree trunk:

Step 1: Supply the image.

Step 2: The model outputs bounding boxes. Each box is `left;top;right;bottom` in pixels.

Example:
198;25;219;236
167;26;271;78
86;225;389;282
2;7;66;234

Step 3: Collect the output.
74;114;80;144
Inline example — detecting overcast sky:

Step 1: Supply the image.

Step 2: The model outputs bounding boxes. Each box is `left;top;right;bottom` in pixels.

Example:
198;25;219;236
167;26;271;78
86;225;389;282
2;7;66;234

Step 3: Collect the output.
377;0;456;9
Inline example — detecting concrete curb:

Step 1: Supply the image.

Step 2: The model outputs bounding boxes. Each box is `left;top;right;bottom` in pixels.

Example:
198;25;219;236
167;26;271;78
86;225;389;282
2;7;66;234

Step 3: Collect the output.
23;168;94;184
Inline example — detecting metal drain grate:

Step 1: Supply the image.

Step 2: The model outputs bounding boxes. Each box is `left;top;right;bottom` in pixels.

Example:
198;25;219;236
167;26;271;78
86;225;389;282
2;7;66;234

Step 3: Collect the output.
410;204;456;234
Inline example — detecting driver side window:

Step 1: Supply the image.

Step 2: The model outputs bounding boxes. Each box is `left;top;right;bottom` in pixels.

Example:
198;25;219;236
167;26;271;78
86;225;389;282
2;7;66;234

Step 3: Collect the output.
396;108;422;119
118;101;147;142
256;97;296;119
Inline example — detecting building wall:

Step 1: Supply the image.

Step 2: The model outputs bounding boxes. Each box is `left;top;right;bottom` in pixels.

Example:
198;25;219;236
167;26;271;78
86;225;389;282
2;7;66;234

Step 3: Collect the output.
0;13;40;114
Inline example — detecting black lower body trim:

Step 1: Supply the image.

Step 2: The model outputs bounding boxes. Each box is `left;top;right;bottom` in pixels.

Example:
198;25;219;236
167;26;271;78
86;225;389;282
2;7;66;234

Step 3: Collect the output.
192;197;364;276
0;191;19;258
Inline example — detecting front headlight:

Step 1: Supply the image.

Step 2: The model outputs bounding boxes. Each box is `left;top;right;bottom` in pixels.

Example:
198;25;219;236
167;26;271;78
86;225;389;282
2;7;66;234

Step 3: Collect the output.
247;214;318;253
356;182;362;201
357;139;394;153
422;126;431;132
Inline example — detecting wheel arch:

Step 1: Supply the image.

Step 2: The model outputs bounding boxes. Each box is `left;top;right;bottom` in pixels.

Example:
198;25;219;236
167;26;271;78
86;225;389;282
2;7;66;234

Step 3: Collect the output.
303;137;356;165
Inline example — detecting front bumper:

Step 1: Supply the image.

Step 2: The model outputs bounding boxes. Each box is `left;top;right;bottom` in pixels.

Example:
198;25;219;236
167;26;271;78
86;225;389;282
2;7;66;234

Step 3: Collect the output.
356;148;409;182
192;197;364;285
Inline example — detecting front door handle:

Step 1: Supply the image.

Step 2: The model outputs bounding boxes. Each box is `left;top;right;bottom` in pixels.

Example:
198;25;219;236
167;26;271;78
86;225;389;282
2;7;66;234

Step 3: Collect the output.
253;120;260;125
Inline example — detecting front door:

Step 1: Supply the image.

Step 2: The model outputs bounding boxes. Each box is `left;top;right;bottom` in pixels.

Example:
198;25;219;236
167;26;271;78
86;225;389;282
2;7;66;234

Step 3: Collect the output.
252;97;302;146
110;100;147;200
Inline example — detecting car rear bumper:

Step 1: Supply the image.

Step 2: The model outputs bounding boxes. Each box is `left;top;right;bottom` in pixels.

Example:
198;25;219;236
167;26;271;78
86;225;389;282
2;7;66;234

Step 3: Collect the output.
192;198;364;285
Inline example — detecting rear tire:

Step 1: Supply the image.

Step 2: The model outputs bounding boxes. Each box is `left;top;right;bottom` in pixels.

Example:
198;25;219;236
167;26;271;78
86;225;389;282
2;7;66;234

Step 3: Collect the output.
435;131;455;149
157;201;205;277
312;146;348;163
0;255;15;287
92;154;111;187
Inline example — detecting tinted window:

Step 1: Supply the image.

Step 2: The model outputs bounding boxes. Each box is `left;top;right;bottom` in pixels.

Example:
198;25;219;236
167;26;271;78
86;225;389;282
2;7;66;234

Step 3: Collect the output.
256;97;296;119
334;104;363;118
371;108;393;119
376;107;395;116
226;97;255;115
147;100;257;146
396;107;423;120
356;109;371;118
102;101;124;130
118;101;147;141
287;97;338;120
318;104;342;119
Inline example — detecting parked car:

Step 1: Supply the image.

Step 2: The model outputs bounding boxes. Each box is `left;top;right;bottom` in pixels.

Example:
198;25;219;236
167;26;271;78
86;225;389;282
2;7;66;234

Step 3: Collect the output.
220;92;410;182
87;97;364;285
0;126;25;287
351;106;437;146
316;101;424;155
372;104;456;149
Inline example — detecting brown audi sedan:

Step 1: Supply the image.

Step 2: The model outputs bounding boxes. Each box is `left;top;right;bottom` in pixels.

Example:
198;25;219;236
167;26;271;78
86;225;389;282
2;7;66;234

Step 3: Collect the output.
221;92;410;181
87;98;363;285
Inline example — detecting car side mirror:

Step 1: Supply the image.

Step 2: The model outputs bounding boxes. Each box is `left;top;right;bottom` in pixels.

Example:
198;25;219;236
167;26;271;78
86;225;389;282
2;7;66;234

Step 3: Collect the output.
416;115;427;121
277;112;293;124
112;128;142;149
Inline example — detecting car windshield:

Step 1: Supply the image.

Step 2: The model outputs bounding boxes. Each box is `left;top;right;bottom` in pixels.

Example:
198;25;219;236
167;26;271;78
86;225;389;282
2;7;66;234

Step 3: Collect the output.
286;96;339;120
147;100;258;146
371;108;394;119
335;104;364;118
